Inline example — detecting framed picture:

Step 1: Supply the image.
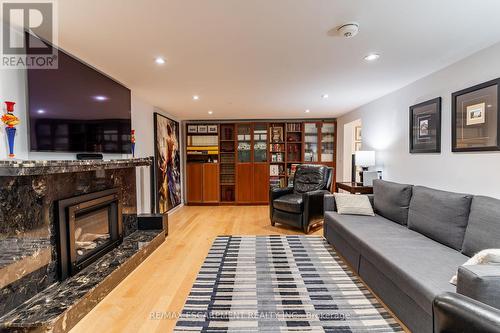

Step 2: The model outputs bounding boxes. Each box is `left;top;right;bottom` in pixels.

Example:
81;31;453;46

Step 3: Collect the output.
153;113;182;213
355;141;362;151
197;125;208;133
409;97;442;153
208;125;218;133
452;78;500;152
187;125;198;133
271;127;283;142
355;126;362;141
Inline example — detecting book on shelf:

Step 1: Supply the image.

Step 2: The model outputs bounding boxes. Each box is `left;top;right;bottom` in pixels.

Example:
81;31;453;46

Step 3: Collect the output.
270;177;287;188
286;123;301;132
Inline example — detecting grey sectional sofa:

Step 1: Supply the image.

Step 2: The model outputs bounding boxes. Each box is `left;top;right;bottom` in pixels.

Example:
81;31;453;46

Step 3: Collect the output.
323;180;500;333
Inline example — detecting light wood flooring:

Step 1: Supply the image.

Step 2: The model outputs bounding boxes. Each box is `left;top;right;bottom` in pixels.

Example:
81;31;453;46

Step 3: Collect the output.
70;205;407;333
70;205;322;333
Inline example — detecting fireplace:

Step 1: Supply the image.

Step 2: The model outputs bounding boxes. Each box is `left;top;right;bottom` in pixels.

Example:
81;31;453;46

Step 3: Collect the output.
57;188;123;279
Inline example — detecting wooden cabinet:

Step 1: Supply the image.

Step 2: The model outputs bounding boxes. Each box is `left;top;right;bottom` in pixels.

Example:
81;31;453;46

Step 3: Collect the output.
186;163;203;203
253;163;269;203
202;163;219;202
236;163;253;203
186;163;219;204
235;123;269;204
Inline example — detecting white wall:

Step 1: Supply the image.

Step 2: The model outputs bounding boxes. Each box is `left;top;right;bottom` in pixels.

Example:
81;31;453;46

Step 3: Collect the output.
337;42;500;198
0;68;182;213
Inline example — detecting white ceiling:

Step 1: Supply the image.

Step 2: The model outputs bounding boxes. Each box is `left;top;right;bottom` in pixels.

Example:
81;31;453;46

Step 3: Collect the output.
56;0;500;120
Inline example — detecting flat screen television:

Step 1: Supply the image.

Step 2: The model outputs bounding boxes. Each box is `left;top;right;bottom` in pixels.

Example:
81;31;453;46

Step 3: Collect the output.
27;33;132;154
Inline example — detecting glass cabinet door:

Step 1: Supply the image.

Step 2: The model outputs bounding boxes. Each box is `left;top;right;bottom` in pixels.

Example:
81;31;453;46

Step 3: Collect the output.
237;124;252;162
253;123;268;162
321;122;335;162
304;123;319;162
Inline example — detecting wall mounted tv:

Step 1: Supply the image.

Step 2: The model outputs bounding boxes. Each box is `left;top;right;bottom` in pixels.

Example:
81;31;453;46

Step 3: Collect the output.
27;33;132;154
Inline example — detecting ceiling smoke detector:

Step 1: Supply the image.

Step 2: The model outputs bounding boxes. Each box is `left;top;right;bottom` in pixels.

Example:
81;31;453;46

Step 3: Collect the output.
337;23;359;39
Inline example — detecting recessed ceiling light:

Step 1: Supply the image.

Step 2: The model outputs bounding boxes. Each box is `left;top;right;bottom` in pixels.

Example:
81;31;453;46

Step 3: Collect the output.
155;57;166;65
208;110;213;115
37;109;45;114
193;95;200;100
305;109;311;113
364;53;380;61
93;95;108;101
321;94;329;99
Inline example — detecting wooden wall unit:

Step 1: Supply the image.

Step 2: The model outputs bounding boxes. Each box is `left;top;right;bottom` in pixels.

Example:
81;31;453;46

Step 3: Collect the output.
185;119;336;205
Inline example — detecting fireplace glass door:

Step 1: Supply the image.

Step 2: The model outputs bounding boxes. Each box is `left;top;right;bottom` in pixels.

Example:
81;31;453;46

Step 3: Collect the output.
73;207;111;260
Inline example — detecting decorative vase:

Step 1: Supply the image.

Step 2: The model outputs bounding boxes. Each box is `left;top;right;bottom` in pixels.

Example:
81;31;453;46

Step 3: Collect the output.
5;101;15;112
6;126;16;158
131;129;136;157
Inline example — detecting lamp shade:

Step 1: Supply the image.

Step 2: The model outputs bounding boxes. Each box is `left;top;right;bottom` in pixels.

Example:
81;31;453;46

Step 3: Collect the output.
355;150;375;167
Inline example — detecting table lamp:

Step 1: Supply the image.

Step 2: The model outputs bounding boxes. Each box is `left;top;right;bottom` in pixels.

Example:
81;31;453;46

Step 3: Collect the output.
355;150;375;183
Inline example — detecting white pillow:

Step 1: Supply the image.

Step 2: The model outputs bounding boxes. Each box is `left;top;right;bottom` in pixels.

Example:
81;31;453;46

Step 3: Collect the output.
334;193;374;216
450;248;500;285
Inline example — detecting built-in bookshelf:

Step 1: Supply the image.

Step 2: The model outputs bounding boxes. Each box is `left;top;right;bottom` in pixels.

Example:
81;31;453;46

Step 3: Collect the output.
219;124;236;202
185;120;336;205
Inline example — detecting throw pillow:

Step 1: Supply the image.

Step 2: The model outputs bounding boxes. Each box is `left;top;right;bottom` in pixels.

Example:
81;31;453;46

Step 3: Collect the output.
450;249;500;285
334;193;375;216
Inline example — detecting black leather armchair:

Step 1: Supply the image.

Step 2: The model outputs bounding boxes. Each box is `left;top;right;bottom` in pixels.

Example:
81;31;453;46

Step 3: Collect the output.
433;292;500;333
269;164;332;233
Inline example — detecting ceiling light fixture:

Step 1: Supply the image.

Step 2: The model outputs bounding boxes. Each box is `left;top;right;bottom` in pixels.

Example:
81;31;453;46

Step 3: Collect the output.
155;57;166;65
305;109;311;113
208;110;213;115
322;94;329;99
364;53;380;61
193;95;200;100
37;109;45;114
93;95;108;101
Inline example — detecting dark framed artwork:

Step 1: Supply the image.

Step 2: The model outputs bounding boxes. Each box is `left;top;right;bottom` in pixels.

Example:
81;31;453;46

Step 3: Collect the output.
452;78;500;152
153;113;181;213
409;97;442;153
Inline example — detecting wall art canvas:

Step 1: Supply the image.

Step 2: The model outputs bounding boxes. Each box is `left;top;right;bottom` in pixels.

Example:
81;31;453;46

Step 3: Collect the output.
409;97;441;153
452;78;500;152
154;113;181;213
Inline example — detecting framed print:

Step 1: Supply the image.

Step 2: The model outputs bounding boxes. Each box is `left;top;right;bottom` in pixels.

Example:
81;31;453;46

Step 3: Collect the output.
153;113;182;213
355;141;362;151
208;125;218;133
271;127;283;142
197;125;208;133
409;97;441;153
452;78;500;152
187;125;198;133
355;126;362;141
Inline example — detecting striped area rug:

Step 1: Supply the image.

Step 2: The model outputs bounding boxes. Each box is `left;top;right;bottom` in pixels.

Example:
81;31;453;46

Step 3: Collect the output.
174;235;403;332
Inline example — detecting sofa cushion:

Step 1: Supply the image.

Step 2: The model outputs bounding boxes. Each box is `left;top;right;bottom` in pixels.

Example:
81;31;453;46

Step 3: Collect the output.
273;193;303;213
333;193;374;216
408;186;472;251
462;196;500;257
373;180;413;225
325;212;468;315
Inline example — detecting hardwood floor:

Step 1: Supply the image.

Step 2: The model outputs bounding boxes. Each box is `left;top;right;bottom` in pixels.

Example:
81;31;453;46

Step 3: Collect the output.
70;205;322;333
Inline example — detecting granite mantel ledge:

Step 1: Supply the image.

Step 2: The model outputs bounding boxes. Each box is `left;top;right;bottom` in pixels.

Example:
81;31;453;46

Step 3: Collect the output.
0;157;152;176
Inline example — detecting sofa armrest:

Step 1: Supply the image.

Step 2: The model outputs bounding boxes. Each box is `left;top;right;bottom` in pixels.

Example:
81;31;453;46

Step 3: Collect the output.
270;187;293;201
433;292;500;333
269;187;294;220
457;264;500;309
324;194;336;212
302;190;330;230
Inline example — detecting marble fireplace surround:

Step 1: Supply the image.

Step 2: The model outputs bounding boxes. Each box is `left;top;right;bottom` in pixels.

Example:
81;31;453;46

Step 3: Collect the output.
0;158;166;332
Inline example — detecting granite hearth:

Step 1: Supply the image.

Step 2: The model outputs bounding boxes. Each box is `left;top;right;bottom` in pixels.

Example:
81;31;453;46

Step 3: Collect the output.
0;158;166;332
